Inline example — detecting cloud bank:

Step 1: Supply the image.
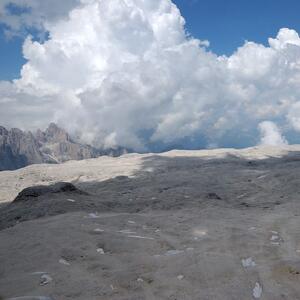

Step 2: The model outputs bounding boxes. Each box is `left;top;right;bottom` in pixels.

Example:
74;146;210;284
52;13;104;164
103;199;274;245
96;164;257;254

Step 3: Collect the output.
1;0;300;151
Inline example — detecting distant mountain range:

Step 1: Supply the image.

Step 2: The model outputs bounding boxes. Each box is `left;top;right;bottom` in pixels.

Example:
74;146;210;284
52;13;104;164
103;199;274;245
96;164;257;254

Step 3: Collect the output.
0;123;127;171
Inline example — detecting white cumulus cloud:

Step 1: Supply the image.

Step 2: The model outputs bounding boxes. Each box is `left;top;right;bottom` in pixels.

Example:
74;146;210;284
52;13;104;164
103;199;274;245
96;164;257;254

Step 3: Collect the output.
258;121;287;146
1;0;300;151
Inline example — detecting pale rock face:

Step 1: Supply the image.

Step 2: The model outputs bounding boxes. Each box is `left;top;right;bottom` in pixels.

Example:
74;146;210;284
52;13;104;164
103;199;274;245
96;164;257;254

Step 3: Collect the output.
0;126;43;170
0;123;126;171
39;123;71;144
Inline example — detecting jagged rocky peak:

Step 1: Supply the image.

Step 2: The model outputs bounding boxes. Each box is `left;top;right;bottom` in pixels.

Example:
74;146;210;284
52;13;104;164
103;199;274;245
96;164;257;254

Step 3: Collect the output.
0;126;8;135
0;126;43;171
0;123;128;171
43;123;71;143
35;123;71;144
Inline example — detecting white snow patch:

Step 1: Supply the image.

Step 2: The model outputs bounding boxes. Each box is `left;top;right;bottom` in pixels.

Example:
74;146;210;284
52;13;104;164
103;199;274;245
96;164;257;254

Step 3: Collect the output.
40;274;53;286
88;213;100;218
253;282;263;298
186;247;194;251
271;235;279;241
66;198;76;202
118;230;136;234
193;229;207;237
257;174;268;179
237;193;247;199
59;258;70;266
97;248;105;254
7;297;53;300
165;250;184;256
128;235;154;240
241;257;256;268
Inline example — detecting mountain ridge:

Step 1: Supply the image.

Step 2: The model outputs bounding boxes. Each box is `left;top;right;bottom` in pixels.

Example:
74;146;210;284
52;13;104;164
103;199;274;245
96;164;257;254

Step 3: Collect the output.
0;123;127;171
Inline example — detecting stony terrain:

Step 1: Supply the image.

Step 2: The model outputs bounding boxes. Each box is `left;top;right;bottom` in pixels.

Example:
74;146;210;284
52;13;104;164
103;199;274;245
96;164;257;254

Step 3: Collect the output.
1;146;300;299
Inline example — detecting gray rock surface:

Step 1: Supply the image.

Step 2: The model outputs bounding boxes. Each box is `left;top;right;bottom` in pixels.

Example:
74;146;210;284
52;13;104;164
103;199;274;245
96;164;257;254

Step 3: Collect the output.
1;146;300;299
0;126;43;171
0;123;127;171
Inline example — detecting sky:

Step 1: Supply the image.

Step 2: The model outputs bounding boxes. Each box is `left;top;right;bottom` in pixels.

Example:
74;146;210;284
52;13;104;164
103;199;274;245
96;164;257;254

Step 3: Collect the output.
0;32;26;80
0;0;300;151
174;0;300;55
2;0;300;80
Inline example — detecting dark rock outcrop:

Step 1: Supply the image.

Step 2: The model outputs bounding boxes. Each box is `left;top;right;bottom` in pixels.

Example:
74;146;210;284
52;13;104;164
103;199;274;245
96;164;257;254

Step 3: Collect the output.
0;182;97;230
13;182;87;203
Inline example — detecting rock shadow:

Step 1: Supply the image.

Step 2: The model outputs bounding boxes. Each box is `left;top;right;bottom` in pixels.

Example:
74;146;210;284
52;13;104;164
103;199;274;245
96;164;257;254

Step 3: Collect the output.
1;149;300;230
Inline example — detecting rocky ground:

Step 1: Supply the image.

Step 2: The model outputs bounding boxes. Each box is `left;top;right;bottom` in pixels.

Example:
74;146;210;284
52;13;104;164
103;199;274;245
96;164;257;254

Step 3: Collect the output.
1;146;300;299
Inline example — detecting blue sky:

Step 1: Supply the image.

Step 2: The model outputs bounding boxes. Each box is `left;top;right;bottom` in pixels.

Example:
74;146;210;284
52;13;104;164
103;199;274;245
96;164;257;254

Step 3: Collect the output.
1;0;300;80
173;0;300;54
0;32;26;80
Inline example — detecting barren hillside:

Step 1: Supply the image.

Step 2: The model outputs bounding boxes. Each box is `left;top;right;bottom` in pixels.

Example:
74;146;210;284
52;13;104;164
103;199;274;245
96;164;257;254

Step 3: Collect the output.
1;146;300;299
